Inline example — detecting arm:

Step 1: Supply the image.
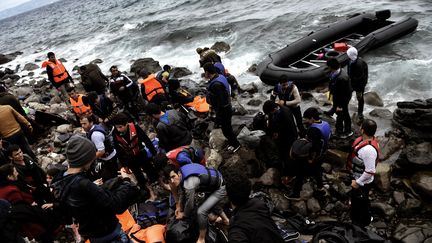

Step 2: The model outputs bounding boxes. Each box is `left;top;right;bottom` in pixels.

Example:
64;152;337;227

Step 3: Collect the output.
211;82;230;113
270;86;278;102
121;74;134;88
11;106;32;132
46;65;55;84
307;127;324;161
355;145;377;186
91;132;106;158
284;85;301;107
181;176;200;218
136;125;157;156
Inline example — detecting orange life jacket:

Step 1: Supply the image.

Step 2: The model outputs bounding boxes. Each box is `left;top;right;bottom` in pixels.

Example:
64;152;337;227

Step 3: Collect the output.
70;94;91;115
114;123;140;156
139;74;165;101
347;136;381;173
185;96;210;113
42;59;69;83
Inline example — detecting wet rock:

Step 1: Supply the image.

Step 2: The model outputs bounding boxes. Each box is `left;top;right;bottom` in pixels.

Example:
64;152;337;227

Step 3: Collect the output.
14;86;33;97
210;41;230;53
56;124;73;134
39;156;54;171
411;171;432;200
374;163;391;192
171;67;192;79
371;202;396;218
130;58;161;76
307;198;321;213
58;58;67;62
247;64;257;74
379;134;404;161
326;149;349;169
0;51;22;64
301;182;314;199
324;203;335;212
23;63;39;71
237;126;265;148
24;93;41;103
333;201;349;212
28;102;48;111
398;199;422;216
321;163;332;173
232;101;248;115
49;103;69;114
393;191;406;205
392;99;432;140
392;222;432;243
241;82;259;94
90;59;103;64
268;188;290;211
291;200;308;216
208;129;227;151
369;108;393;119
396;142;432;172
206;149;223;169
364;91;384;107
247;99;262;107
258;168;279;186
50;96;63;104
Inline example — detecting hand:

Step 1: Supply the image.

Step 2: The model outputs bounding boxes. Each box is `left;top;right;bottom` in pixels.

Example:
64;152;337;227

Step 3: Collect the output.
121;167;132;174
104;118;109;123
28;126;33;133
277;100;285;106
93;178;103;186
351;180;360;189
98;118;104;123
175;210;185;220
42;203;54;209
336;107;343;112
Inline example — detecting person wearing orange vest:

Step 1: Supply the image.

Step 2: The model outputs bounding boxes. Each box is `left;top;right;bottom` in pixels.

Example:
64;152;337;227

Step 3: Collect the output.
138;69;167;105
41;52;73;100
69;89;91;117
346;119;380;228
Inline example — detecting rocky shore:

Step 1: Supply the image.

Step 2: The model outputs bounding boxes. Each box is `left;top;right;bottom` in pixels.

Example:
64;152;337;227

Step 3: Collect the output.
0;47;431;242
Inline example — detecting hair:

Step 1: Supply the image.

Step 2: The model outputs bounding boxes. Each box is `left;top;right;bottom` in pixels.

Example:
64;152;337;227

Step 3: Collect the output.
161;164;179;182
262;100;278;114
145;103;162;116
79;65;87;72
303;107;321;120
47;52;55;58
203;62;218;75
163;65;171;72
86;91;99;103
0;85;6;93
361;119;377;136
80;114;97;124
111;112;130;126
326;58;340;70
223;167;251;206
0;164;15;182
168;79;180;91
109;65;118;72
6;144;20;158
278;75;289;84
139;69;148;78
153;153;169;171
46;167;61;177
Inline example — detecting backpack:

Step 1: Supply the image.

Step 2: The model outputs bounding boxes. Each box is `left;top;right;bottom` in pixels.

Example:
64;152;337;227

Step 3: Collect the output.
135;199;169;228
290;138;313;160
252;112;267;131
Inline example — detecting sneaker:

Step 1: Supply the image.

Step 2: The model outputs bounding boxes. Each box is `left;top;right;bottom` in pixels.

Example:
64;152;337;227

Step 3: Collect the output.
227;144;241;153
339;131;354;139
284;192;301;200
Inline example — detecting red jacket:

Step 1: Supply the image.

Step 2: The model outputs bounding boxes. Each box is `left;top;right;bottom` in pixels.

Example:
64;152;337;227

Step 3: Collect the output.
0;184;34;205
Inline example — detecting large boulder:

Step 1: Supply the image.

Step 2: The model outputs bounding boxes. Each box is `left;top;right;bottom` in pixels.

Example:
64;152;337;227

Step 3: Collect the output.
208;129;227;151
392;99;432;141
374;163;391;192
392;222;432;243
130;58;161;77
411;171;432;200
206;149;223;169
369;108;393;119
210;41;230;53
307;198;321;213
23;63;39;71
14;86;33;97
170;67;192;79
0;51;22;64
364;91;384;107
396;142;432;172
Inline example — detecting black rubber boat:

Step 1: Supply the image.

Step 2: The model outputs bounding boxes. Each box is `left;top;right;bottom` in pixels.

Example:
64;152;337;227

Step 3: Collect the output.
256;10;418;86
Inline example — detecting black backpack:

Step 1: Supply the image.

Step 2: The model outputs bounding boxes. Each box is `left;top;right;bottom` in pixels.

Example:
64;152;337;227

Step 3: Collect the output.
290;138;313;159
252;112;267;131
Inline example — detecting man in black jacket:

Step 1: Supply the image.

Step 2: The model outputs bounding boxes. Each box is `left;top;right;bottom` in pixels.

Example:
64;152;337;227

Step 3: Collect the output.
78;64;108;95
52;135;139;242
204;63;240;153
327;58;353;138
145;103;192;152
347;47;368;122
224;167;284;243
263;100;298;166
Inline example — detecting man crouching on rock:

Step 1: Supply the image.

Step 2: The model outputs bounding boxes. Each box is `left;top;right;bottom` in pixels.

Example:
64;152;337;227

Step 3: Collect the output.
162;163;229;243
52;135;140;242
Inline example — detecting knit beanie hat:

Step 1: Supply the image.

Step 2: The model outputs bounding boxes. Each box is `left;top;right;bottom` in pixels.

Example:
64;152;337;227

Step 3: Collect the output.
66;135;96;168
347;47;358;61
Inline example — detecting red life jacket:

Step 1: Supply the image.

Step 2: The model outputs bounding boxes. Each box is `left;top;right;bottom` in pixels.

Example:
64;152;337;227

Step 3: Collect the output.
347;136;381;173
166;145;206;168
114;123;140;156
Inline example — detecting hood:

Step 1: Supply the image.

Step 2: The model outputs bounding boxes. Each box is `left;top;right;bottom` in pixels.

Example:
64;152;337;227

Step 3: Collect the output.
51;172;83;200
347;47;358;61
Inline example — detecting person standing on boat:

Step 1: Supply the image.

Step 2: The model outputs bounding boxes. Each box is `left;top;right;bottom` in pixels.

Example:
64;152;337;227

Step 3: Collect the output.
326;58;353;138
347;47;368;123
270;75;306;137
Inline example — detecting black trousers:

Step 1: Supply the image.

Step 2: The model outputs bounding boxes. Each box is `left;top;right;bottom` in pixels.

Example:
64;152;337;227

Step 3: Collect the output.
5;131;37;161
293;157;324;194
216;106;240;148
335;102;351;134
290;106;306;137
350;183;372;228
